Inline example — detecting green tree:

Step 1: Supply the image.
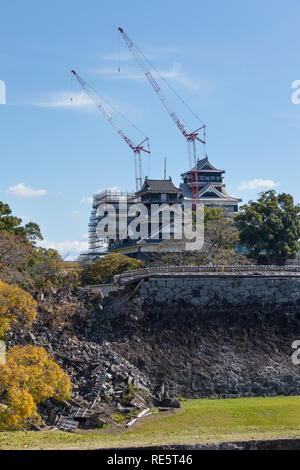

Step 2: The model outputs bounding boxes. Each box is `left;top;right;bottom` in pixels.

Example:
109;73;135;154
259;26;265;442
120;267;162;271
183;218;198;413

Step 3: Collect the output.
204;206;224;223
0;202;23;236
235;190;300;265
191;206;224;227
24;222;43;245
83;253;146;285
0;202;43;245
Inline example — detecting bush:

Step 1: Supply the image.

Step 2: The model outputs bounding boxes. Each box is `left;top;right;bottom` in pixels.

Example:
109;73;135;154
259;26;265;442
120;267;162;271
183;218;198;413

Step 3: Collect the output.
29;252;83;290
83;253;146;285
0;345;71;430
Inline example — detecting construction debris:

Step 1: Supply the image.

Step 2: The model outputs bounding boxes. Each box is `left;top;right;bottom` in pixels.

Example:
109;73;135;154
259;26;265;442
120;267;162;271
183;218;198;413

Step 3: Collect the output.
126;408;150;428
56;415;79;433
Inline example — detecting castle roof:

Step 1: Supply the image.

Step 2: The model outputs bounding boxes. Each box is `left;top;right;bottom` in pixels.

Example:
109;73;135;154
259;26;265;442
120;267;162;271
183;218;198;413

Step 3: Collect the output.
136;178;181;195
181;156;225;176
180;181;242;203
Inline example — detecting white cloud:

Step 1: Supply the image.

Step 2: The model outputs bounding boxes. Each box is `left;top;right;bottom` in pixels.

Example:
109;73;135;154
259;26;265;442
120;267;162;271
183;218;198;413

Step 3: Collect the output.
34;89;141;120
38;238;89;260
92;62;210;94
238;179;279;191
35;91;94;109
80;196;93;204
6;182;47;198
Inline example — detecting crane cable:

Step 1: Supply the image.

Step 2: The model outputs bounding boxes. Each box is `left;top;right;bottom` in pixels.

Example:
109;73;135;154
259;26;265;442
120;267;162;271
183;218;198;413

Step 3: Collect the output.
118;29;121;73
130;40;205;127
73;72;148;141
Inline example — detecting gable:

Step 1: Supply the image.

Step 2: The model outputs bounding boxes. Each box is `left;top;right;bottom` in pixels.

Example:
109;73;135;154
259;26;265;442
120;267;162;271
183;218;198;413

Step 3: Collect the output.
198;183;226;199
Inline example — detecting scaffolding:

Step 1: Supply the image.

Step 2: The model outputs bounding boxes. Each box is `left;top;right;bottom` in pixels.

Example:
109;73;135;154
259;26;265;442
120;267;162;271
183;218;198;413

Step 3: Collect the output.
78;189;137;264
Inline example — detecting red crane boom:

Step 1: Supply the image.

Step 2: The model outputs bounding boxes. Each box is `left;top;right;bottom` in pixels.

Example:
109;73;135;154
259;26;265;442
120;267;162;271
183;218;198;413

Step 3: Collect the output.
118;27;206;202
71;69;150;191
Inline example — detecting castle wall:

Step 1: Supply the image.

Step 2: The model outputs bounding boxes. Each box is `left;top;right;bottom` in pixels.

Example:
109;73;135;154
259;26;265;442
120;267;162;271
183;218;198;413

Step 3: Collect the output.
139;276;300;307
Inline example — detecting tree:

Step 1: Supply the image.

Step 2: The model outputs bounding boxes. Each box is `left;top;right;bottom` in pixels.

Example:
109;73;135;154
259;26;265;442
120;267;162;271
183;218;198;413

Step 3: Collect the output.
191;205;223;227
29;250;83;289
152;210;244;267
235;190;300;265
205;218;240;250
209;248;252;266
204;218;252;265
0;279;37;338
204;206;224;223
0;202;23;235
24;222;43;245
0;201;43;245
0;345;71;429
0;233;31;274
83;253;146;285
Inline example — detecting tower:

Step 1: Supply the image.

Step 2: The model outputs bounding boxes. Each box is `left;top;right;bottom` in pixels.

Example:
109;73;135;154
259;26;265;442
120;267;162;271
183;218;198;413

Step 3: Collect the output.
180;156;241;217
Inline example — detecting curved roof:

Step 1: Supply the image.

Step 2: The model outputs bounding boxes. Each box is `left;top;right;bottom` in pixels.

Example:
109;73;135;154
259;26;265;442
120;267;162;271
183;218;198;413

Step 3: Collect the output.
136;178;181;195
181;156;225;175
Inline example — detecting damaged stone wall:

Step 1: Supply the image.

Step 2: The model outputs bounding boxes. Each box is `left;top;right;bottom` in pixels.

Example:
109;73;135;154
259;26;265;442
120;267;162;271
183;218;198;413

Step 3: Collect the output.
5;278;300;424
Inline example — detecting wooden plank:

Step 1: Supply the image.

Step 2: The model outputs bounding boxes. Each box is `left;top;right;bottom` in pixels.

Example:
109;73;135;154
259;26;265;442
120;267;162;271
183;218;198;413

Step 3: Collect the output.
56;416;78;432
126;408;150;428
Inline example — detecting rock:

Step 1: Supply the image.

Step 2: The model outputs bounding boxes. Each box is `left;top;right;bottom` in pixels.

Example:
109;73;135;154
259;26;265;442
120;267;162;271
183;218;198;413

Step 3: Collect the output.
110;364;120;374
117;370;129;381
157;398;182;409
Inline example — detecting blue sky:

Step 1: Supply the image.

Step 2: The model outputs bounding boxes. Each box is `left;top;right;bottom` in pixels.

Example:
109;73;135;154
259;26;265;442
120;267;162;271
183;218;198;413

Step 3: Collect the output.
1;0;300;258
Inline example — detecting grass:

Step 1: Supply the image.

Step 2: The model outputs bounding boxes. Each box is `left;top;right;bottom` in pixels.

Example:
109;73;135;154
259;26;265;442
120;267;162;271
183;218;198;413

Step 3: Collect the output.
0;396;300;450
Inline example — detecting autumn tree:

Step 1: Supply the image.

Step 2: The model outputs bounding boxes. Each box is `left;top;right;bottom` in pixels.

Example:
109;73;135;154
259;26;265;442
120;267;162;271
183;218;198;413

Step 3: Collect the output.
83;253;146;285
0;233;31;274
0;279;37;338
0;345;71;429
29;249;82;289
0;202;46;286
235;191;300;265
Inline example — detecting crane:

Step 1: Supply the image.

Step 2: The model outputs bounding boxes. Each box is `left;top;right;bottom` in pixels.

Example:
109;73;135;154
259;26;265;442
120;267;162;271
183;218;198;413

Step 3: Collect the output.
71;69;150;192
118;27;206;203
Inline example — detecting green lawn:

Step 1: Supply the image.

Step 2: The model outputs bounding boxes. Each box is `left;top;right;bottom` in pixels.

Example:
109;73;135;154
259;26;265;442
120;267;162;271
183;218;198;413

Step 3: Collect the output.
1;396;300;450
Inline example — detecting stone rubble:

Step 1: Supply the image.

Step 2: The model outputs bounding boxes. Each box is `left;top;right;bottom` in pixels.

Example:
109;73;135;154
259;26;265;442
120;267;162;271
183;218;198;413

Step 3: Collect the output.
5;280;300;430
6;287;165;430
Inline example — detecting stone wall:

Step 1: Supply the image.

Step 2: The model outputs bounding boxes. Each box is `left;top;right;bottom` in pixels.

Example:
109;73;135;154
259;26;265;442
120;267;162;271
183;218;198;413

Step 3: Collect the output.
139;276;300;307
86;283;118;297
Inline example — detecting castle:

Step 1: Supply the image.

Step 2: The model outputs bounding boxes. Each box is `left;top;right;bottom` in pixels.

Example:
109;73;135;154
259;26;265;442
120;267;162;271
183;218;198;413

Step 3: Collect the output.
79;157;241;262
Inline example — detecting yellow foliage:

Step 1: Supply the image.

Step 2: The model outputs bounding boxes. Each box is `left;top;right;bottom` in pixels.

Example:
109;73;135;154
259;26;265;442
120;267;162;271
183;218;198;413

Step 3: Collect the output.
0;389;38;429
0;279;37;338
32;260;82;290
84;253;146;285
0;345;71;430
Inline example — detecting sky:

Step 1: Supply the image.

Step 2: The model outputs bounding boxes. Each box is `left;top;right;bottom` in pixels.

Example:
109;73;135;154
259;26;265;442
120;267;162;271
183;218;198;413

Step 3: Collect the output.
1;0;300;259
